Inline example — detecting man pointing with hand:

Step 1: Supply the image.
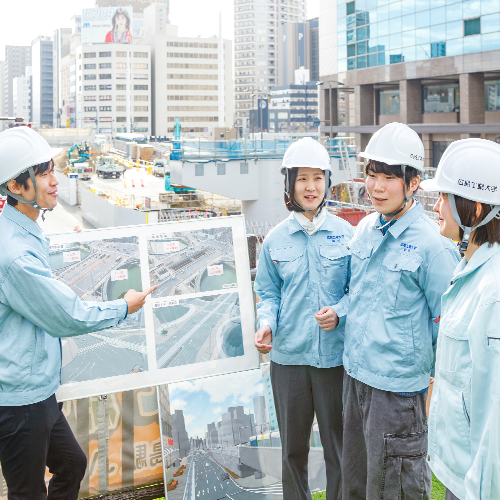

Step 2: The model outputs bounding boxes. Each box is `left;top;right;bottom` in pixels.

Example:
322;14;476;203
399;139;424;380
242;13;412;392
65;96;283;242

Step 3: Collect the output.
0;127;156;500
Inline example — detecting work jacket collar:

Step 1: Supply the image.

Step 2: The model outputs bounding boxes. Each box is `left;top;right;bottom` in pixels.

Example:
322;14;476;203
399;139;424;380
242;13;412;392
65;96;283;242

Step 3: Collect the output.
287;210;336;234
451;242;500;284
370;199;424;239
2;203;45;241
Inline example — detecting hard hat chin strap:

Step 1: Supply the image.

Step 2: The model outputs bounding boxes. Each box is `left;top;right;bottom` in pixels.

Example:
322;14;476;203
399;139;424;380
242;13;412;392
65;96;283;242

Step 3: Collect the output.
0;166;51;212
285;169;330;218
448;193;500;253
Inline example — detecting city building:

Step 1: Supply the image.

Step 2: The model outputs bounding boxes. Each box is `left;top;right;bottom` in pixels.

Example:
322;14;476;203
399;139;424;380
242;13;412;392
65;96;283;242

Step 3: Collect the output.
171;409;190;460
205;422;219;449
31;36;54;127
252;396;268;433
13;72;31;122
269;80;318;132
0;61;5;118
277;17;319;86
74;43;152;135
218;406;254;447
234;0;306;133
3;45;31;124
319;0;500;170
53;28;72;128
260;363;278;431
143;4;233;137
158;385;175;468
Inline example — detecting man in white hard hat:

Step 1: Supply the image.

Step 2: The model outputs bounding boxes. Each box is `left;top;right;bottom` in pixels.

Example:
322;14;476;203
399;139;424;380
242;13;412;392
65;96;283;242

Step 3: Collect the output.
0;127;156;500
422;138;500;500
341;123;460;499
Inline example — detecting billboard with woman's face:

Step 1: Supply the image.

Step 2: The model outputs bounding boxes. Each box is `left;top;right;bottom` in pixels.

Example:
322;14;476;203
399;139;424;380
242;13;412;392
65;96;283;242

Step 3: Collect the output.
82;6;133;44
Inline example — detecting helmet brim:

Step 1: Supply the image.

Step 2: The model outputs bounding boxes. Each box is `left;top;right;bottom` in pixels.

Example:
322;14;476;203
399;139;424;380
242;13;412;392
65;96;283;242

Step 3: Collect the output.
419;179;440;192
359;151;425;172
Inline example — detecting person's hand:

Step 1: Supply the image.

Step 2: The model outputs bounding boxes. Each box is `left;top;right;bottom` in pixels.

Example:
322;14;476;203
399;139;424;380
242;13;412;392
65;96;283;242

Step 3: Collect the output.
315;306;339;331
124;286;157;314
254;325;272;354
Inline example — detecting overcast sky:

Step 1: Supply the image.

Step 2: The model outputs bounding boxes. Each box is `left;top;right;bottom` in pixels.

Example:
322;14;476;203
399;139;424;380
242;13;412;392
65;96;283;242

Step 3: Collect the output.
0;0;319;57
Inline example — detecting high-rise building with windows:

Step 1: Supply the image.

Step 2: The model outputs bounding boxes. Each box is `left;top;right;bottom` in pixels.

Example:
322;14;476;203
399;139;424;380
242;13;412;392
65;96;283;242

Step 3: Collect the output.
53;28;72;128
3;46;31;127
31;36;53;127
74;44;151;135
13;73;31;123
234;0;306;133
319;0;500;171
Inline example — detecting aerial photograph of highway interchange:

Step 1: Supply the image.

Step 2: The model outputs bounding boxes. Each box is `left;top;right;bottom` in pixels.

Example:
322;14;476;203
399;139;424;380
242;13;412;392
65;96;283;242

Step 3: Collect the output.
148;226;243;369
49;236;148;383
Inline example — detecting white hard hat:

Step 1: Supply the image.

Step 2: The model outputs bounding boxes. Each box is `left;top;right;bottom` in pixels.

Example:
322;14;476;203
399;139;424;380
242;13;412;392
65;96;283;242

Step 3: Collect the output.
420;138;500;205
0;127;55;186
420;138;500;253
281;137;332;174
0;126;59;209
359;122;425;172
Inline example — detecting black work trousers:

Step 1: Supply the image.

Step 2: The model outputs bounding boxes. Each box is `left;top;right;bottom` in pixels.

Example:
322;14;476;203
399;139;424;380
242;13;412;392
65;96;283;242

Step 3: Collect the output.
270;361;344;500
0;393;87;500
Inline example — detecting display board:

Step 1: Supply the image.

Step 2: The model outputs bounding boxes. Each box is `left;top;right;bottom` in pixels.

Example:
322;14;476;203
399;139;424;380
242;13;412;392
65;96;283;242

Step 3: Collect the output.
52;216;258;401
82;6;134;44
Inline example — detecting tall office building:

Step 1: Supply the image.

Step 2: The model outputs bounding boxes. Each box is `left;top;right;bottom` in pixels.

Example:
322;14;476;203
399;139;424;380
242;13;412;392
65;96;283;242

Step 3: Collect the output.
3;46;31;124
234;0;306;132
143;4;233;137
319;0;500;170
53;28;72;128
171;409;190;460
0;61;5;118
278;17;319;86
13;73;31;122
74;44;152;135
31;36;54;127
218;406;253;447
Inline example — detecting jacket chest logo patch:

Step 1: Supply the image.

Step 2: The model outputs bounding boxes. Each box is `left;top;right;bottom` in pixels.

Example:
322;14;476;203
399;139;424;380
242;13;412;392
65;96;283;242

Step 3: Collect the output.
327;235;344;241
400;243;417;252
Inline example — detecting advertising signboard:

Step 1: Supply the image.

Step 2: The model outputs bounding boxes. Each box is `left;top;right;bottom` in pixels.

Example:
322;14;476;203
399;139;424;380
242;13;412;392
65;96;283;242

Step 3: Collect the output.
0;197;6;215
82;6;134;44
96;0;156;13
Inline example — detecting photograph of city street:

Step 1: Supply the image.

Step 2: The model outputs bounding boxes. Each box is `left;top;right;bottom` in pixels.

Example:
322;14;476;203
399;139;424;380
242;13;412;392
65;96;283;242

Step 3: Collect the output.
49;236;148;383
153;291;243;369
148;226;237;299
158;368;292;500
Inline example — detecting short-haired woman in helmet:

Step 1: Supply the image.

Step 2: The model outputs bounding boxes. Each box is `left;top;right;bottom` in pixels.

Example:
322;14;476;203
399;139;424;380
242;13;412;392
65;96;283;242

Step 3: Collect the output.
253;137;354;500
422;138;500;500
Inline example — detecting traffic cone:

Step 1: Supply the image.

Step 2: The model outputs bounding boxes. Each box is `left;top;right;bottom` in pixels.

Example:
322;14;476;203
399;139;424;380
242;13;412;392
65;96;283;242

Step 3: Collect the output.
131;179;135;188
141;179;144;187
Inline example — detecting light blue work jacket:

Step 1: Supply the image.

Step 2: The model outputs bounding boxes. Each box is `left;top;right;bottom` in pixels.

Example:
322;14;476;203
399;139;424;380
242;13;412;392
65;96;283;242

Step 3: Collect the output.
0;204;128;406
254;212;354;368
428;243;500;500
344;201;460;392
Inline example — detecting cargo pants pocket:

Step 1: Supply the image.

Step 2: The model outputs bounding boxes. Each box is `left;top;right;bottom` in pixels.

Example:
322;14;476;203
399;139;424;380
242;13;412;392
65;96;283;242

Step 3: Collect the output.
381;429;431;500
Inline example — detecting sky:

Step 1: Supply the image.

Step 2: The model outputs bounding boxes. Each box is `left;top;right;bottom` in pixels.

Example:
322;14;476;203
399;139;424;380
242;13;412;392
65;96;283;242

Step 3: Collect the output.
167;368;264;440
0;0;320;56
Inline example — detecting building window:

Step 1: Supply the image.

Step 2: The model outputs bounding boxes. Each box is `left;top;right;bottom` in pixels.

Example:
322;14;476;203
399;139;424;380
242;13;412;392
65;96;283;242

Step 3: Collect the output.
84;64;96;69
195;164;204;176
84;74;96;80
116;73;126;79
116;62;126;69
116;96;126;101
100;106;112;111
133;117;148;122
100;74;112;79
133;52;148;58
423;84;459;113
116;106;126;111
100;95;112;101
84;96;96;101
99;84;111;90
464;18;481;37
134;106;148;111
240;162;249;174
485;80;500;111
99;51;112;57
116;51;127;57
346;1;355;16
84;85;96;91
100;117;112;122
116;117;126;122
379;89;400;115
431;42;446;58
84;106;96;112
134;95;148;101
116;84;126;90
134;85;148;90
100;63;112;69
84;52;96;58
133;74;148;80
217;162;226;175
433;141;452;169
133;63;148;69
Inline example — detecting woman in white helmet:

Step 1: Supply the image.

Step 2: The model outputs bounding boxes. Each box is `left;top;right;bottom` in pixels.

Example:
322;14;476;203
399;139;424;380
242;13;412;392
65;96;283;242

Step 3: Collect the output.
421;138;500;500
0;127;156;499
342;122;460;499
253;137;354;500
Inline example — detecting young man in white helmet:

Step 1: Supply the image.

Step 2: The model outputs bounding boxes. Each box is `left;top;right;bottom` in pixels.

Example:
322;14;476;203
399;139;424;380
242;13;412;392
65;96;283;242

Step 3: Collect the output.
342;123;460;499
0;126;156;500
421;138;500;500
254;137;354;500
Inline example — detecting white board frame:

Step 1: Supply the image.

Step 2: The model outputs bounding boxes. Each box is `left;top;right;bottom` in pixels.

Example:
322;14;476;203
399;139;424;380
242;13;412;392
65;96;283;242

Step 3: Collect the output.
52;215;258;401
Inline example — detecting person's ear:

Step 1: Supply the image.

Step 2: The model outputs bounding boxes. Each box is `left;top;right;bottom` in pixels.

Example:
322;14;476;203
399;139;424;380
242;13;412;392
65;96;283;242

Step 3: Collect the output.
474;202;482;224
408;174;420;196
7;179;22;196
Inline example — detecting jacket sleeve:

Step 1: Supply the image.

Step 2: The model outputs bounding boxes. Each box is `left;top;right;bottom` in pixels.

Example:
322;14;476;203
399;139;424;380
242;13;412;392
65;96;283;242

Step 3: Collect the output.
254;239;282;334
420;246;460;376
465;300;500;500
2;254;128;338
330;255;351;324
